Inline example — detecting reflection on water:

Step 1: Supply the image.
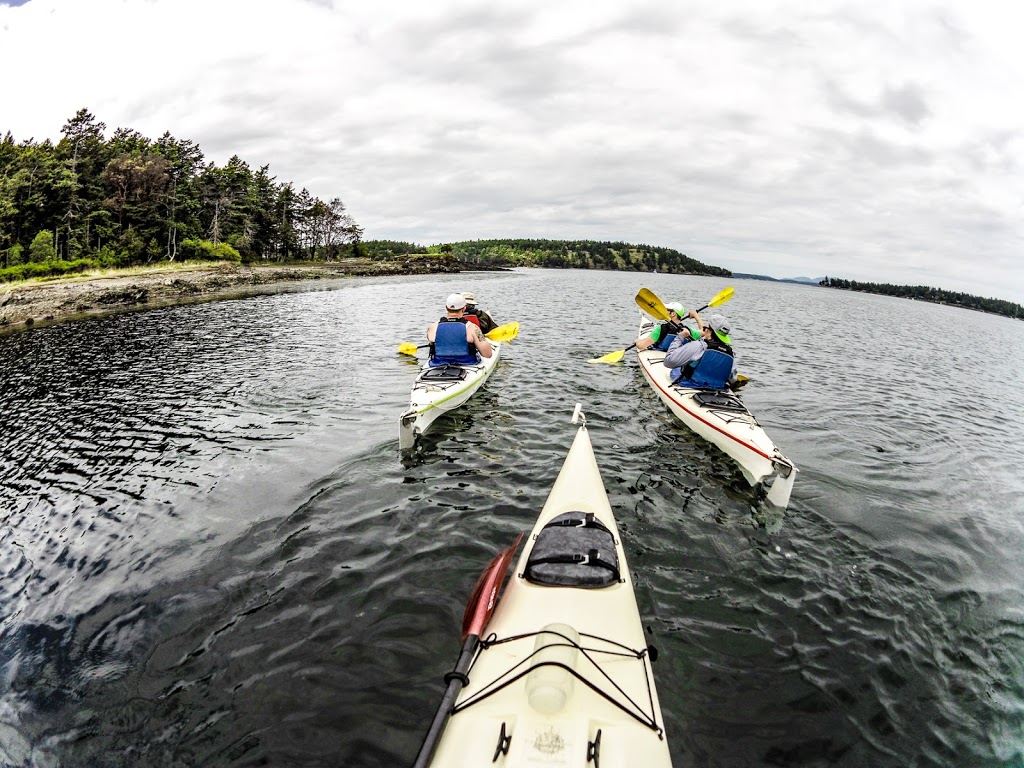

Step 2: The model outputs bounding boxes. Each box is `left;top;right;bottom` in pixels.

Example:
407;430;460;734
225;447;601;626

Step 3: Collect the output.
1;271;1022;766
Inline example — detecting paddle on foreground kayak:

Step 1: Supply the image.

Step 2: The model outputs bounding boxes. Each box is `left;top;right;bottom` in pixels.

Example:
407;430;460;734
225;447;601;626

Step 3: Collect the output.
413;403;671;767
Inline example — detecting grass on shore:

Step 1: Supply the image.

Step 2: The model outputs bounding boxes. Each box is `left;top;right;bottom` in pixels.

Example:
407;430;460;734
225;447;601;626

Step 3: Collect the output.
7;259;373;288
5;260;233;288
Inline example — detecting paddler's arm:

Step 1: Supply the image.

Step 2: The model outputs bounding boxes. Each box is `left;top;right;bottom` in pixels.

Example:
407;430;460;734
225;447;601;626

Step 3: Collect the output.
427;321;438;342
662;334;705;369
687;309;706;338
470;324;493;358
635;324;661;351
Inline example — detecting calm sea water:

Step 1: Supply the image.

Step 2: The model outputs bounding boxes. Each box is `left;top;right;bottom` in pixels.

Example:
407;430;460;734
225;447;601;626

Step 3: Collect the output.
1;269;1022;767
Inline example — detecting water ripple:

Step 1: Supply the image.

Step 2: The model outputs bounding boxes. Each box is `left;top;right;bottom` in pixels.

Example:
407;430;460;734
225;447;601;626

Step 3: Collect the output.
0;271;1022;766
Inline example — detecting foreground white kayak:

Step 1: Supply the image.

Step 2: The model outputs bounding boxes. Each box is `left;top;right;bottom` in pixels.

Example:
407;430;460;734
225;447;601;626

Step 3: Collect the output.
399;341;502;451
414;405;671;768
636;320;797;508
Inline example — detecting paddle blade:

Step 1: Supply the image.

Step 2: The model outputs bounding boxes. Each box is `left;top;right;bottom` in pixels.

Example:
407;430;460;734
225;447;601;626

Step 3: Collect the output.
485;322;519;343
588;349;626;364
730;374;749;391
398;342;420;356
635;288;670;321
461;533;524;640
708;286;735;308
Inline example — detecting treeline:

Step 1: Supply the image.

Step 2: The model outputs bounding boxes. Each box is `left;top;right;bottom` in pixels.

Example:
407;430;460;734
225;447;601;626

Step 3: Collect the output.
361;238;731;276
0;108;362;281
820;277;1023;320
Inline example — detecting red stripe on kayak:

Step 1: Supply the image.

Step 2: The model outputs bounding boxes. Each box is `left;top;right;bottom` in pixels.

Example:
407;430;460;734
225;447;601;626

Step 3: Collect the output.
639;357;774;462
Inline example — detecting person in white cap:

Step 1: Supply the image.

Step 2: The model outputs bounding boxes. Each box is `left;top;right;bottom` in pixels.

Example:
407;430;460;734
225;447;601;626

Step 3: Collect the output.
635;301;699;351
662;312;736;387
461;291;498;334
426;293;493;366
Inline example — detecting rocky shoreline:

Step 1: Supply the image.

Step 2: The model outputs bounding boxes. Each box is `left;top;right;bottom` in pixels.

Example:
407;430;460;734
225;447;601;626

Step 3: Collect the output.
0;256;478;333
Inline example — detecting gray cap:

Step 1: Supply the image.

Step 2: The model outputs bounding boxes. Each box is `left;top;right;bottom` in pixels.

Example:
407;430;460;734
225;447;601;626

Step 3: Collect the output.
706;314;731;344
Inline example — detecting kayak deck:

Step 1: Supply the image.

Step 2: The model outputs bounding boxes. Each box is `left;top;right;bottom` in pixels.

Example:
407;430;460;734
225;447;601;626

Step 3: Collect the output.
425;415;671;767
635;320;796;507
399;341;501;451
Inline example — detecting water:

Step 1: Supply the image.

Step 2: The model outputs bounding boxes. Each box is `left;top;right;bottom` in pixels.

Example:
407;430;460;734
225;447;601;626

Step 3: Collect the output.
1;269;1022;767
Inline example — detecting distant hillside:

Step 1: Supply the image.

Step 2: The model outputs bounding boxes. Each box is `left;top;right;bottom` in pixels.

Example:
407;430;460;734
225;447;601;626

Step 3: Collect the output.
821;277;1023;320
361;238;731;277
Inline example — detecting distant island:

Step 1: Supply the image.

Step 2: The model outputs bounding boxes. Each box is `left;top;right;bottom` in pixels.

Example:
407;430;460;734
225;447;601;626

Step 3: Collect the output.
819;277;1023;320
733;272;825;285
359;238;731;277
735;271;1022;320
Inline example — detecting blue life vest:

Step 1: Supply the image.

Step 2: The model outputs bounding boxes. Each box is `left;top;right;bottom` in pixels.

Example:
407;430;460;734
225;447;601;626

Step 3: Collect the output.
430;320;479;366
653;333;677;352
672;349;733;390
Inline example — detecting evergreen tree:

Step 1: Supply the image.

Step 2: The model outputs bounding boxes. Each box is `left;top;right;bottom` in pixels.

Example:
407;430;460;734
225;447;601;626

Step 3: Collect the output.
28;230;57;262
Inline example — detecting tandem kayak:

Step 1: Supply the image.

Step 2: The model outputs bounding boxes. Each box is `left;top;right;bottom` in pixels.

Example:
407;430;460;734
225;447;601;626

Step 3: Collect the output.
413;404;671;768
399;341;502;451
636;320;797;508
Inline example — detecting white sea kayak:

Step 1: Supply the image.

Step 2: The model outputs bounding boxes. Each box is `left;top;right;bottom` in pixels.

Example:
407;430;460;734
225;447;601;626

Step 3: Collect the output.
414;404;671;768
636;319;797;508
399;341;502;451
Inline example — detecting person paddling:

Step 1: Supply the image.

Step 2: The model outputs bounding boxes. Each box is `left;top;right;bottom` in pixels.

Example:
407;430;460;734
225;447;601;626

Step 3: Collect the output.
462;292;498;334
427;293;493;366
636;302;700;351
663;312;737;387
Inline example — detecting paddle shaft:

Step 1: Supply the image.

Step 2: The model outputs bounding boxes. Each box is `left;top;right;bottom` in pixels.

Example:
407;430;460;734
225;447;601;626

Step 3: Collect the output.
412;633;480;768
413;534;521;766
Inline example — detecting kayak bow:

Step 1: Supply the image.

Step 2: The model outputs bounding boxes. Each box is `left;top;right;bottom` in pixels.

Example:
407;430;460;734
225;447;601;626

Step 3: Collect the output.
414;404;671;767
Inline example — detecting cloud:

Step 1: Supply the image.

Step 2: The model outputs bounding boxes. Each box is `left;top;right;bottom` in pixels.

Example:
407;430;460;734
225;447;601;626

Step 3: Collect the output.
1;0;1022;302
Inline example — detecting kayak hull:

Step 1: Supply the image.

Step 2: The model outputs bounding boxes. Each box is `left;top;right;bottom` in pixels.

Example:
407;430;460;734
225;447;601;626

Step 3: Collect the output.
399;341;501;451
425;422;671;767
636;321;796;506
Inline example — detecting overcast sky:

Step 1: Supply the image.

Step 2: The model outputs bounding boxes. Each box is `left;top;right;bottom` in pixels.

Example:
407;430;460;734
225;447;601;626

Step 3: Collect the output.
2;0;1023;302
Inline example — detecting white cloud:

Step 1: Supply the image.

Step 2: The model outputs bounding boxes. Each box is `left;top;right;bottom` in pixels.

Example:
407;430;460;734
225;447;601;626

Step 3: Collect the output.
2;0;1022;302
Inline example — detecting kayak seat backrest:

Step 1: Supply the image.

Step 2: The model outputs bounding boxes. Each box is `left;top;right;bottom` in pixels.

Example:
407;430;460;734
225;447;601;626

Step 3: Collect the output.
524;511;620;589
419;364;468;382
674;349;733;390
431;322;479;366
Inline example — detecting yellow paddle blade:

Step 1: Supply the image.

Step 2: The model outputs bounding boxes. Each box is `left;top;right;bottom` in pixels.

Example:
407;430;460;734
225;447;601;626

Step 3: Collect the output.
588;349;626;364
730;374;749;391
635;288;670;321
707;286;735;308
398;342;420;356
486;322;519;342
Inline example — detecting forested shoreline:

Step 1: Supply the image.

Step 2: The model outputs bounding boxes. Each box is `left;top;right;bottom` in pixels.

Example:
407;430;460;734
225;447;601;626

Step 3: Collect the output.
0;109;363;283
6;111;1020;322
360;238;731;276
820;277;1024;320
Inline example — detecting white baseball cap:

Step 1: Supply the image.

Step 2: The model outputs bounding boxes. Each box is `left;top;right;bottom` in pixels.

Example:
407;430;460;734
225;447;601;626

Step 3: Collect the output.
445;293;467;310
